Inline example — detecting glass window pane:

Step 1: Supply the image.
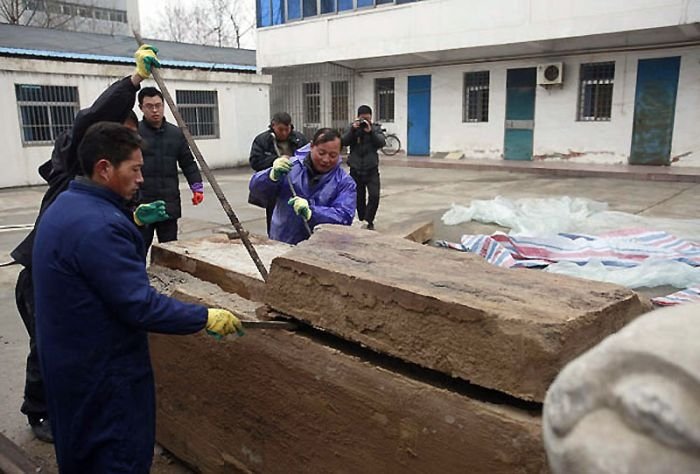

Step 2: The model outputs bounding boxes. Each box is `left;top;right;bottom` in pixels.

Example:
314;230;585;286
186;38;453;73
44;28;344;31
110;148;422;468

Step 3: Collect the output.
321;0;335;13
303;0;317;16
338;0;353;10
357;0;373;7
287;0;302;19
272;0;284;24
257;0;271;26
376;0;393;4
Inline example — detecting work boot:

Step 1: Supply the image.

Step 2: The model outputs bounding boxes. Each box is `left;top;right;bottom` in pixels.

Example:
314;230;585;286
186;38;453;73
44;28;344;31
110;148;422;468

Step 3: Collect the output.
29;417;53;444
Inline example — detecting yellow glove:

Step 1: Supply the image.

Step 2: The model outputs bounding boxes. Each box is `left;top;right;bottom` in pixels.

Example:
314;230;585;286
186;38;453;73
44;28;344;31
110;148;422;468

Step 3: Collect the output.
134;44;161;79
205;308;244;338
269;156;292;181
288;196;312;221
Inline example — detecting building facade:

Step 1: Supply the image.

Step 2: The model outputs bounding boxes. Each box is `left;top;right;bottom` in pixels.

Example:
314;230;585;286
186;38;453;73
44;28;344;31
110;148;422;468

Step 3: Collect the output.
0;23;271;188
18;0;139;35
255;0;700;166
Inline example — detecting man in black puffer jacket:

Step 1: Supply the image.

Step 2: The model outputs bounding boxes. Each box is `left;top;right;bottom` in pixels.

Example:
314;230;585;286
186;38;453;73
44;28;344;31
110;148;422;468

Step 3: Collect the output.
342;105;386;230
249;112;308;235
137;87;204;250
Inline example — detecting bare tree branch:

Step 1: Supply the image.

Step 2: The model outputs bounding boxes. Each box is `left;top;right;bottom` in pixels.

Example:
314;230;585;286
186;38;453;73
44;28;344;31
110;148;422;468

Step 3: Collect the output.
152;0;255;49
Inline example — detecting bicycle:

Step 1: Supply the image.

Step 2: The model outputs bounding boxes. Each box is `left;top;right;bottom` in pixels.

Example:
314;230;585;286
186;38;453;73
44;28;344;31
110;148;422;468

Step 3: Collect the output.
381;129;401;156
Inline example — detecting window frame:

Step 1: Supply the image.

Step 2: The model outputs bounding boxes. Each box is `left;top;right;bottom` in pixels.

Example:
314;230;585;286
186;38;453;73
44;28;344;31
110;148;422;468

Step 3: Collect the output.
577;61;615;122
175;90;220;139
462;71;490;123
374;77;395;123
15;83;79;146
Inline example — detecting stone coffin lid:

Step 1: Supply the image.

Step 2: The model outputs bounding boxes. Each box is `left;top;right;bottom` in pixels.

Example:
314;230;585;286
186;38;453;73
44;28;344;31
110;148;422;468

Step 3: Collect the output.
265;225;652;402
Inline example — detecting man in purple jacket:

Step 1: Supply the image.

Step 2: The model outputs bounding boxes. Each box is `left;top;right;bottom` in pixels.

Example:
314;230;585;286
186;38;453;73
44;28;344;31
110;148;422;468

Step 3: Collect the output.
248;128;356;245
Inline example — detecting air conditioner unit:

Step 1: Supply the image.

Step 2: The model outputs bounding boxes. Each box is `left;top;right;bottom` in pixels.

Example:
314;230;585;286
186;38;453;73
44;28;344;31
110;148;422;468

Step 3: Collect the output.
537;62;564;86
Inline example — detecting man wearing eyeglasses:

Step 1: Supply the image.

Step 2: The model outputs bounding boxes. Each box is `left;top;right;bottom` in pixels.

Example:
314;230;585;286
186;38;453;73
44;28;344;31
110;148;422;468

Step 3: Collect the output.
137;87;204;250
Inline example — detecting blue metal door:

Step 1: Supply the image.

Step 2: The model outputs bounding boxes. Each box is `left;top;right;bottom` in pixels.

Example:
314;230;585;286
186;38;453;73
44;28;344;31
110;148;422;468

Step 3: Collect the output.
630;57;681;165
407;75;431;155
504;68;537;160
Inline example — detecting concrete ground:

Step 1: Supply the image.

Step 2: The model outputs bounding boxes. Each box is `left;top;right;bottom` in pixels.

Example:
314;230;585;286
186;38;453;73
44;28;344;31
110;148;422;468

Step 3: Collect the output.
0;164;698;470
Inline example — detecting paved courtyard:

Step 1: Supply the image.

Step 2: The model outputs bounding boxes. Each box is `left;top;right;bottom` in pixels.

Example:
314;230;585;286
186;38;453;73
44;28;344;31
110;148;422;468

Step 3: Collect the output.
1;163;698;469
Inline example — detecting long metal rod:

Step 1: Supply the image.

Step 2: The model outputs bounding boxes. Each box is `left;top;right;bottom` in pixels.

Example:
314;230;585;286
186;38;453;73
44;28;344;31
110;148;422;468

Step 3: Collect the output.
133;32;268;281
270;132;312;237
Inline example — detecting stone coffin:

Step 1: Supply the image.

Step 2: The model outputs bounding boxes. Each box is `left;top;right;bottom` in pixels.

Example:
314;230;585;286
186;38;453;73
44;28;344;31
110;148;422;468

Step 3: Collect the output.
151;234;290;302
265;225;652;402
149;267;546;474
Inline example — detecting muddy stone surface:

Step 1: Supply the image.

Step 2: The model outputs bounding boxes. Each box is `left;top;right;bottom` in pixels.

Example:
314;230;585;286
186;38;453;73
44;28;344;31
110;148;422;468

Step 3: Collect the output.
265;225;653;402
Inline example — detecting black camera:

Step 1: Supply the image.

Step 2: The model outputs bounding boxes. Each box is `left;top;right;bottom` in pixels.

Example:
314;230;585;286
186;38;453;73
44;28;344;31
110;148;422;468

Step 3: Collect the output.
356;119;371;132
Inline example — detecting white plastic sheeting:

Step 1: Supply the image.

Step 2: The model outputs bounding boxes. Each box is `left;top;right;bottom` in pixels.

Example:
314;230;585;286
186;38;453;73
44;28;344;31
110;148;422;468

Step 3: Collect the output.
442;196;700;241
440;196;700;294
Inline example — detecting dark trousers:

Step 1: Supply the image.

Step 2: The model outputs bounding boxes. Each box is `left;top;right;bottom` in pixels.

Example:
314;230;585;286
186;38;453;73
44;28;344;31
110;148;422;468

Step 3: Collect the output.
15;267;47;423
350;168;380;225
138;218;178;252
265;202;275;236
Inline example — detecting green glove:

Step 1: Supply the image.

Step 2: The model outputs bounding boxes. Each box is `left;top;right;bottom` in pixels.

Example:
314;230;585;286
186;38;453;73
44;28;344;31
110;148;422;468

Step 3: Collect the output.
134;44;161;79
269;156;292;181
288;196;312;221
133;200;170;226
206;308;245;338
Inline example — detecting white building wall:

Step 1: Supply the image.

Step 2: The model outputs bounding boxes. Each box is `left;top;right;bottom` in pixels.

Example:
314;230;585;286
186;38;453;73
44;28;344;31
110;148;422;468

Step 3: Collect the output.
0;58;271;188
258;0;700;69
353;46;700;166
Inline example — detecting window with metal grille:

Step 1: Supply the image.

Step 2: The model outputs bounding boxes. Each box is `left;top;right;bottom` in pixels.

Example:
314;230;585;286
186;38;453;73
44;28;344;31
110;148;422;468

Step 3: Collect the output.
578;62;615;121
375;78;394;122
331;81;349;129
175;90;220;139
15;84;79;145
303;82;321;124
463;71;489;123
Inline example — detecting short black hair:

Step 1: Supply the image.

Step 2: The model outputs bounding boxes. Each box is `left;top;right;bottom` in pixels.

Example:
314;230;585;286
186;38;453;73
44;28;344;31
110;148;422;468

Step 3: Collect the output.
138;87;163;106
79;122;143;177
271;112;292;126
357;105;372;116
312;128;341;147
124;110;138;127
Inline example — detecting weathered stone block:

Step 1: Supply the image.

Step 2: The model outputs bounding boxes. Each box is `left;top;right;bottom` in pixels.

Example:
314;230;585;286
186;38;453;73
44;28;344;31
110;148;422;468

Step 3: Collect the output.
151;234;290;302
150;267;546;474
265;225;652;402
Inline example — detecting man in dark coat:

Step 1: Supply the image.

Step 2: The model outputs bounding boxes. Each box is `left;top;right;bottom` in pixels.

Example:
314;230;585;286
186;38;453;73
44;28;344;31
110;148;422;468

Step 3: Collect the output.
249;112;308;235
342;105;386;230
10;44;161;442
33;122;243;472
249;128;355;245
137;87;204;250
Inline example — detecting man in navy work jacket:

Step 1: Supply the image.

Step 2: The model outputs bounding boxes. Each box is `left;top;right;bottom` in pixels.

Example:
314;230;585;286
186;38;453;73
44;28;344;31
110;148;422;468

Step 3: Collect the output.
10;44;163;443
249;128;356;245
32;122;243;472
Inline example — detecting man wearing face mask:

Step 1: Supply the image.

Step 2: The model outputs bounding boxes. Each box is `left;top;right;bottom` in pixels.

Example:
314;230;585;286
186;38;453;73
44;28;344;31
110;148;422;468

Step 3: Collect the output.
248;128;356;245
249;112;308;235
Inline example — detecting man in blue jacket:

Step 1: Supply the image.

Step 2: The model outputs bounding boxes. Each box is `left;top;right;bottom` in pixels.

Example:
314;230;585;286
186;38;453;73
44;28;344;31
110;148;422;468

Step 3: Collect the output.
10;44;163;443
249;128;356;245
32;122;243;472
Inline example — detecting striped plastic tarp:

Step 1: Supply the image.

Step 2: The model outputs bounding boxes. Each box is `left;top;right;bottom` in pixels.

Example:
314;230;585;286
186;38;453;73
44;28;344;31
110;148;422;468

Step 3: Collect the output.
436;228;700;306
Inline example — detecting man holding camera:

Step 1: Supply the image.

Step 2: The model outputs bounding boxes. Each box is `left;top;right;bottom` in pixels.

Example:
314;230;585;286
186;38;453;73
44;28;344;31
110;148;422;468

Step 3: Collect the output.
342;105;386;230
